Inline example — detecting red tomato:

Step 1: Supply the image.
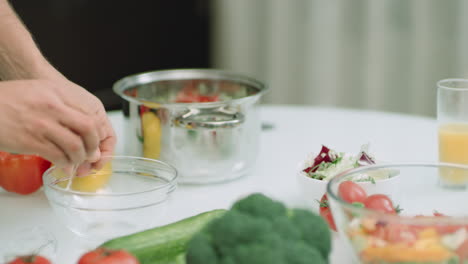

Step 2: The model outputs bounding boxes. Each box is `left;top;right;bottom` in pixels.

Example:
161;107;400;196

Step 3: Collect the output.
198;95;219;102
426;212;466;234
338;181;367;203
367;224;386;240
456;238;468;261
8;255;51;264
366;221;417;244
363;194;396;214
385;224;417;243
0;152;51;195
433;211;445;217
78;248;139;264
410;215;461;235
319;194;337;231
139;105;151;115
174;81;219;103
175;94;219;103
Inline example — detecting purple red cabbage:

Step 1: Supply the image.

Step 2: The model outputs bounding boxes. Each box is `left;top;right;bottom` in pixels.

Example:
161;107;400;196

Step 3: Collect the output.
303;145;334;173
357;151;376;166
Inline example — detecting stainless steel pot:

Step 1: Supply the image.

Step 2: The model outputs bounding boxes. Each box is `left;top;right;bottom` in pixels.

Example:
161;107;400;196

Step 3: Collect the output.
113;69;267;184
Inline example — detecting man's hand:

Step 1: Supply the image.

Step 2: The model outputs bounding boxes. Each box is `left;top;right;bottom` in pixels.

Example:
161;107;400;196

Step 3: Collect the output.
0;79;116;175
48;75;117;175
0;1;116;176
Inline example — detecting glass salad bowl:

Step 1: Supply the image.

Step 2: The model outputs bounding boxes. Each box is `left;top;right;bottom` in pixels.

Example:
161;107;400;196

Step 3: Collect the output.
327;163;468;264
42;156;178;243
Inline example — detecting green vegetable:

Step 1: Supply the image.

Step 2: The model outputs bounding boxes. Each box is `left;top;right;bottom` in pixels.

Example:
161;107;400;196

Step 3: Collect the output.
186;193;331;264
100;209;227;264
100;194;332;264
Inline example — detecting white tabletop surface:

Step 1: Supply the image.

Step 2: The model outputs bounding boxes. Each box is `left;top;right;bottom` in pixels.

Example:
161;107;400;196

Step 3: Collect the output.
0;105;438;263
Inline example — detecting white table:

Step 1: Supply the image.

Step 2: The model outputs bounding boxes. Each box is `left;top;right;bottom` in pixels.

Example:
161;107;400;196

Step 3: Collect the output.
0;105;438;263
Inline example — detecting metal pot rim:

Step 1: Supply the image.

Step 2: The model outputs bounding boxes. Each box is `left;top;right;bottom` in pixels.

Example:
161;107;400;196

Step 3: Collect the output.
112;68;268;107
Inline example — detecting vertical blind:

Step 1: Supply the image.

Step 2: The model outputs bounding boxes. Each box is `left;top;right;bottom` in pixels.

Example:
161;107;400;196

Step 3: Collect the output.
211;0;468;117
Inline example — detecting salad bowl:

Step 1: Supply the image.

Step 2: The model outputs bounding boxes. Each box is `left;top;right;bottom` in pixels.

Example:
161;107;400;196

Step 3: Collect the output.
297;145;400;211
327;163;468;264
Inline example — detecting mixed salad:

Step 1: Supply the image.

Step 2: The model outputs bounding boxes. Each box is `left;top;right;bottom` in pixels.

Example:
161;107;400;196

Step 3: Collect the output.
335;181;468;264
301;145;392;182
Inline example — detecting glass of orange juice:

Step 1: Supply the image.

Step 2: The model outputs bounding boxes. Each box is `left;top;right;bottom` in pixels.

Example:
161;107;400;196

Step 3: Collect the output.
437;79;468;188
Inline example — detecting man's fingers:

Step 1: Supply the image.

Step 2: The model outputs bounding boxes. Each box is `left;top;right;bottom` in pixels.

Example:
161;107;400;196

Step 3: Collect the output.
59;107;100;161
91;135;115;171
88;149;101;163
76;162;93;177
98;115;116;158
29;140;68;168
44;123;87;166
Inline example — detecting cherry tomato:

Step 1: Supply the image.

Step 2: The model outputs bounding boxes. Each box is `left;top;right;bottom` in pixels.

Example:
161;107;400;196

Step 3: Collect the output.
363;194;396;214
8;255;51;264
433;211;445;217
198;95;219;102
456;238;468;261
78;248;139;264
385;224;417;243
174;81;219;103
338;181;367;203
427;212;466;234
175;94;218;103
319;194;337;231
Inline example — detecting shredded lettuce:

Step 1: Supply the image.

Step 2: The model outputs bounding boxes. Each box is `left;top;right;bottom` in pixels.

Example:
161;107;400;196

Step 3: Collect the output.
302;145;383;182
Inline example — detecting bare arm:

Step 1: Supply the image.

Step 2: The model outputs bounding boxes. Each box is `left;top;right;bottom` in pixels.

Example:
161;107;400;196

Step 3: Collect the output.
0;0;59;80
0;0;116;174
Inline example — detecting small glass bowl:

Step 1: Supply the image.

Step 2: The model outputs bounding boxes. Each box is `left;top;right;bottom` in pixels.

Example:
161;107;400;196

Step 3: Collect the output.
43;156;177;242
327;163;468;264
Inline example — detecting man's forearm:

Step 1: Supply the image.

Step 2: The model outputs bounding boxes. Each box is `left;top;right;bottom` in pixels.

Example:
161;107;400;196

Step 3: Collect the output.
0;0;58;80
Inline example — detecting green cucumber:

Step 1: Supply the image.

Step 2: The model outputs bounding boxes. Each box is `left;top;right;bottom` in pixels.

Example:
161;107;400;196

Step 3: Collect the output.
100;209;227;264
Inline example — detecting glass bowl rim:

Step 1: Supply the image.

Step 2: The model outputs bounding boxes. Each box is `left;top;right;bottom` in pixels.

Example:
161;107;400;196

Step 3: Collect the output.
42;155;178;197
326;162;468;225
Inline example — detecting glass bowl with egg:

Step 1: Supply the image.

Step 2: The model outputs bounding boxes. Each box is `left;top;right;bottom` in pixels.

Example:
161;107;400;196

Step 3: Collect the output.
42;156;178;243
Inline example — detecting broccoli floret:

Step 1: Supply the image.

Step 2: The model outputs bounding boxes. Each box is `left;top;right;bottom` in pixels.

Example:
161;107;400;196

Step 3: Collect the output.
289;209;332;260
270;215;301;242
231;193;287;219
207;210;274;255
227;243;285;264
186;193;331;264
285;242;327;264
219;257;235;264
185;233;217;264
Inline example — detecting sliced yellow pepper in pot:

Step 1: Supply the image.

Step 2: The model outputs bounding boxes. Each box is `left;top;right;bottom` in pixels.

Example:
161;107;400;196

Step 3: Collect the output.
142;110;162;159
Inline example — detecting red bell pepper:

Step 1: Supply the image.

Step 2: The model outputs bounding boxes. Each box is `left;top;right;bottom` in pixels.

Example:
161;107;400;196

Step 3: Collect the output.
0;152;51;195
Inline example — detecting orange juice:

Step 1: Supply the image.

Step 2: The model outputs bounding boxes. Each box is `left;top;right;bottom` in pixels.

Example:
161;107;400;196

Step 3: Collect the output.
438;123;468;184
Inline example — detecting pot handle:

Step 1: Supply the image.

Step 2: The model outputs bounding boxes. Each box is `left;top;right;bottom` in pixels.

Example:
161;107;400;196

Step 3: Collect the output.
174;108;245;129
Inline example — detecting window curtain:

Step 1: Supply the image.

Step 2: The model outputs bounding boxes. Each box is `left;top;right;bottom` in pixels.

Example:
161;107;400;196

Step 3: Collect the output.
211;0;468;117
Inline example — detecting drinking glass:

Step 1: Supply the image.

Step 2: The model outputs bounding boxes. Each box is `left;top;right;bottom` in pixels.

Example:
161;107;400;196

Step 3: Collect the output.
437;79;468;188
